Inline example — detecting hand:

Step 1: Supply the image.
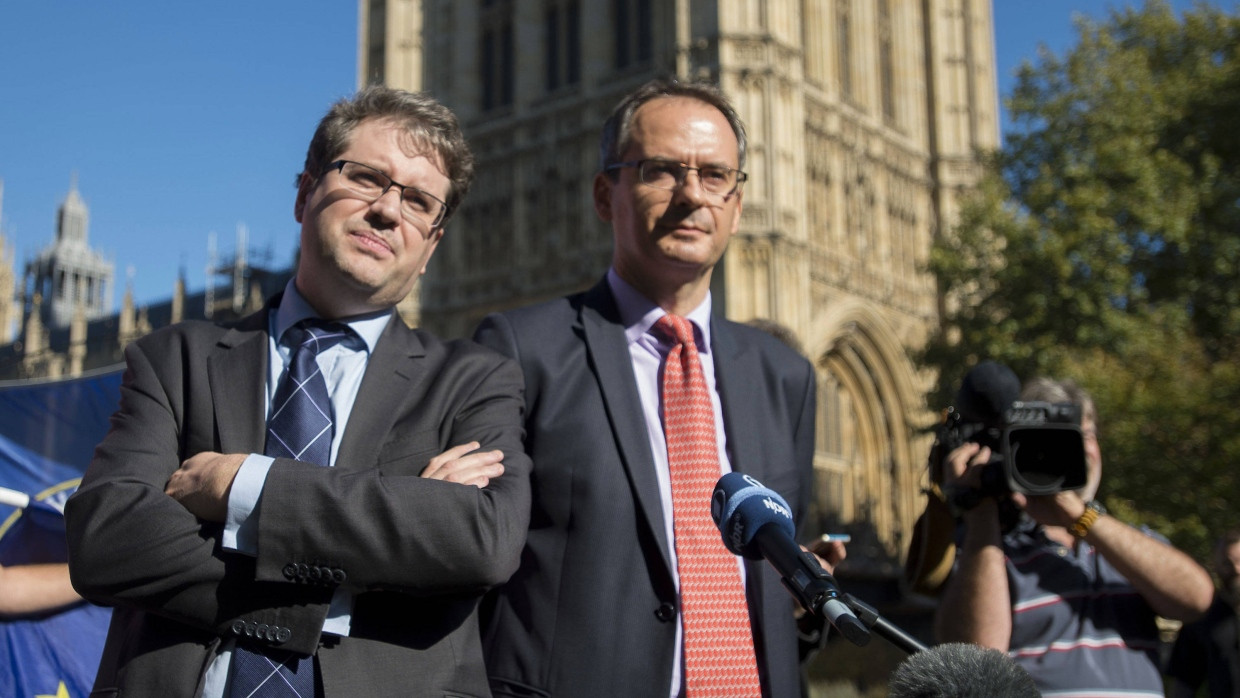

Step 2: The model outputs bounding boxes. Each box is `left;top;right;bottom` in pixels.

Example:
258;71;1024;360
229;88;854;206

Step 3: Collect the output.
942;442;991;490
795;538;848;621
1017;489;1086;530
420;442;504;488
165;451;246;522
942;443;1008;528
805;537;847;575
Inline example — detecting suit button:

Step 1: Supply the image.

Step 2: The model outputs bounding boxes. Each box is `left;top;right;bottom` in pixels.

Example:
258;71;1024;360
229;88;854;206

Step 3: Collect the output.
332;569;347;585
245;621;258;637
296;563;310;579
309;566;323;582
275;627;292;644
231;620;246;637
257;624;271;641
283;563;298;580
655;603;677;622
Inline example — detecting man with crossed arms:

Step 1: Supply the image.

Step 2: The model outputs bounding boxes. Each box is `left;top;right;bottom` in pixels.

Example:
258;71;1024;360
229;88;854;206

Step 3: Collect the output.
66;86;529;698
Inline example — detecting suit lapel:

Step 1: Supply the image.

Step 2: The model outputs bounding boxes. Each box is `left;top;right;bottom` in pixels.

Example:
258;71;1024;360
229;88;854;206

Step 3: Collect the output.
208;310;270;454
714;319;784;657
336;314;424;470
712;319;770;484
579;282;674;569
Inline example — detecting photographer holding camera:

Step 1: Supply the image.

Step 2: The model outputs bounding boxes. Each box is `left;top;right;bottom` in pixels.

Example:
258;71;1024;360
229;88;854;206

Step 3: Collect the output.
933;373;1213;696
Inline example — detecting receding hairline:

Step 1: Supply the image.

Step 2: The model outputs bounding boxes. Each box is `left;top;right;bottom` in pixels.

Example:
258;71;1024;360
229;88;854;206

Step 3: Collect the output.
628;95;741;156
599;78;748;175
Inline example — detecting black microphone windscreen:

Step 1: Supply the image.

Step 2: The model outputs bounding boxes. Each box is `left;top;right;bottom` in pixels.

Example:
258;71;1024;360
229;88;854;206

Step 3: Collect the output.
888;643;1040;698
955;360;1021;424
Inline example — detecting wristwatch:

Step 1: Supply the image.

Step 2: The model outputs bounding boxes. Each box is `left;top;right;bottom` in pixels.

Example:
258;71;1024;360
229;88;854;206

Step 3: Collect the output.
1069;499;1107;538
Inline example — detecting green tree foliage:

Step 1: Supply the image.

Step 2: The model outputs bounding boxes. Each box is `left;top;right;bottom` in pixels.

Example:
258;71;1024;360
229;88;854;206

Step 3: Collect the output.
924;1;1240;562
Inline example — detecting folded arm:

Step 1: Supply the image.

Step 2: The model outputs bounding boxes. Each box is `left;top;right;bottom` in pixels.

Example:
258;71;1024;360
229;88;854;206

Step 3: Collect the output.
67;333;532;654
246;349;532;595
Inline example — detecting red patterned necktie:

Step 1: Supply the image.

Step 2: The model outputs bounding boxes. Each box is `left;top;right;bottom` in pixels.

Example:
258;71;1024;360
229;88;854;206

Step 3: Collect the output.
655;314;762;698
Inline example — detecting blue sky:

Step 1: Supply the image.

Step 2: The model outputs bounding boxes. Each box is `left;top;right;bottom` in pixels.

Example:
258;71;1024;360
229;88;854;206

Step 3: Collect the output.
0;1;1214;310
0;2;357;309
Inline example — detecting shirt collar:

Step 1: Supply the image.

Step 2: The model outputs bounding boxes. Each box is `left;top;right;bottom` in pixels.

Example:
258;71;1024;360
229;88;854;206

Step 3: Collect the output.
605;268;713;354
273;278;391;353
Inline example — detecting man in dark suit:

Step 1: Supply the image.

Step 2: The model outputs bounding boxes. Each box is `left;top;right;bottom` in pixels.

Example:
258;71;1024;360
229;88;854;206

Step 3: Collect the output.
65;86;531;698
473;78;839;698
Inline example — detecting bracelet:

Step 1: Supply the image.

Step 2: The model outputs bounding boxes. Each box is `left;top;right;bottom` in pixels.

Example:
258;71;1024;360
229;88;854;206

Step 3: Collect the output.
1070;500;1107;538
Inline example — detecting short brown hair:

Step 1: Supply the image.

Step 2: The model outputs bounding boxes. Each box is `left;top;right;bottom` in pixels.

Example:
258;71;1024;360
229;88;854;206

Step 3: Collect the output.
299;86;475;223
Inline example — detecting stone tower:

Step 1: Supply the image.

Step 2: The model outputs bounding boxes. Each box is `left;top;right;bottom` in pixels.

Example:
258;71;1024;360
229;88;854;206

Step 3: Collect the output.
359;0;999;571
23;174;115;330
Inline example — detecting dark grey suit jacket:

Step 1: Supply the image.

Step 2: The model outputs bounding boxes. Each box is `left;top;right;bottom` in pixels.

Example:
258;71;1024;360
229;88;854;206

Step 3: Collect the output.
65;300;531;698
474;279;817;698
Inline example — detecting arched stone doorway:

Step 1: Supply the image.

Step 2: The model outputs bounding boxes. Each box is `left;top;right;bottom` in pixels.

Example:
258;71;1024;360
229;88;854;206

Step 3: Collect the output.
805;302;932;574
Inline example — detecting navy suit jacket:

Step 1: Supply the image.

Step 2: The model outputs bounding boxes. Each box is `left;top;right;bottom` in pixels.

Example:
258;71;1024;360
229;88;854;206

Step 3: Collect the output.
66;299;531;698
475;279;817;698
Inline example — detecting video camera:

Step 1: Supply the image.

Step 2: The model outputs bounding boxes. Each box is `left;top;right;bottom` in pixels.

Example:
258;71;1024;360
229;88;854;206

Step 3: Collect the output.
929;361;1088;501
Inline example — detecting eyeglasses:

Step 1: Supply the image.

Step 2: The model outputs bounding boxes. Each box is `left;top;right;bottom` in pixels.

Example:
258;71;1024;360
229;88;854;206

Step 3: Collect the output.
323;160;450;232
604;159;747;199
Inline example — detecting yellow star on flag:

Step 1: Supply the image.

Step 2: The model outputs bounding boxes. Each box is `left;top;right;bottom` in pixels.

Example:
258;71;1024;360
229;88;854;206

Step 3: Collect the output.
36;680;71;698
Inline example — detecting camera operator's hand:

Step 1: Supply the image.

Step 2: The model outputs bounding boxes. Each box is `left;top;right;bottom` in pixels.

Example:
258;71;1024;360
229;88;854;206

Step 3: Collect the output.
942;443;1005;528
1017;490;1086;530
942;442;991;490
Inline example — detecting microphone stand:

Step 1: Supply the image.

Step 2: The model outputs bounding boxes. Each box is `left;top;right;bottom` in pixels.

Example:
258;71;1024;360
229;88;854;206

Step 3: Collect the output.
771;543;872;647
838;593;927;655
789;549;927;655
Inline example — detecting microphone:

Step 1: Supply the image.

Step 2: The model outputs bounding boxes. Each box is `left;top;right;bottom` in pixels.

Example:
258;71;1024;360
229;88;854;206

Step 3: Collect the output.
710;472;870;646
955;360;1021;424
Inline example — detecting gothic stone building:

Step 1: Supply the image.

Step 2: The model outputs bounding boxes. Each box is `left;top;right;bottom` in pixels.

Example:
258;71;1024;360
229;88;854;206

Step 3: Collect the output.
0;181;289;381
1;4;1000;665
360;0;1000;598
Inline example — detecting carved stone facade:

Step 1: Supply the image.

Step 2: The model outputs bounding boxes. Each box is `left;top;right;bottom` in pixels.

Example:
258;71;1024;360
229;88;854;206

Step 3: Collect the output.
363;0;998;576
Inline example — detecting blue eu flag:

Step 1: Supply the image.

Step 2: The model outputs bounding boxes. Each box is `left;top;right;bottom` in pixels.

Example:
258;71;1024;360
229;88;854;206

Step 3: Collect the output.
0;369;122;698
